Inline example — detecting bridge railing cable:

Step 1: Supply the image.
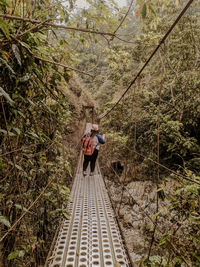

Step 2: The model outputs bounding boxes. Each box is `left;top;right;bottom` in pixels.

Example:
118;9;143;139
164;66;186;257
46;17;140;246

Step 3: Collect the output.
131;149;200;185
103;141;200;186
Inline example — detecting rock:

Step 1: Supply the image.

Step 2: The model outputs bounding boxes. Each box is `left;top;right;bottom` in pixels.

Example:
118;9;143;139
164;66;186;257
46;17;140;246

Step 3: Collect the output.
130;252;142;263
138;220;144;230
118;207;126;217
130;211;138;217
127;182;135;190
133;205;140;213
136;214;143;221
128;188;136;196
103;175;178;265
129;196;136;206
123;213;133;226
123;176;133;183
132;221;139;229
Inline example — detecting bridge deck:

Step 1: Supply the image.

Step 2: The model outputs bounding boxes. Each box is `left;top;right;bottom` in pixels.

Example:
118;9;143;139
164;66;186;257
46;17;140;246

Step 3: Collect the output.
46;124;129;267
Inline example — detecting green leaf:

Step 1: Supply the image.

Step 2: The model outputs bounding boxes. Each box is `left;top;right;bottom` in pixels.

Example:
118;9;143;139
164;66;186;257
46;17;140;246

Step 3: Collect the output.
0;0;10;8
27;99;36;106
0;87;15;105
194;255;200;262
15;164;23;171
59;39;64;45
27;132;40;139
0;18;10;40
152;208;165;220
51;29;58;39
149;4;156;16
63;72;70;83
8;250;25;260
0;58;15;74
0;215;11;228
17;111;25;118
159;233;170;246
15;203;22;210
19;73;30;82
15;204;28;212
69;0;73;9
19;41;30;49
12;127;21;135
0;129;15;136
0;158;3;170
7;251;18;260
12;44;21;66
141;3;147;19
18;250;25;257
63;212;70;220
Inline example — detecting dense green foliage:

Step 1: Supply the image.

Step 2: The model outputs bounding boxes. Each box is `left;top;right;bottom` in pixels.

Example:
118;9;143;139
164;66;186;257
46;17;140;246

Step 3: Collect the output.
0;0;86;265
0;0;126;265
79;0;200;266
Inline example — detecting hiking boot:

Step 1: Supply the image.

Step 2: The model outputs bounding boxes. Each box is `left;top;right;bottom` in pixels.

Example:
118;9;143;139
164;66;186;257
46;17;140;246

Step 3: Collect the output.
90;172;94;176
83;171;87;176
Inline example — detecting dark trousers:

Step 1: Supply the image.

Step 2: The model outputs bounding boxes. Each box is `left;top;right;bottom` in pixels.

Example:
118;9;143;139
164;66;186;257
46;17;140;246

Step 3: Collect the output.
83;149;99;172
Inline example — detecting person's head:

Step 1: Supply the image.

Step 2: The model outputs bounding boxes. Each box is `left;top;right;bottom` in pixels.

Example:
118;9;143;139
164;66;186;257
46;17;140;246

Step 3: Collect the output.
91;124;99;135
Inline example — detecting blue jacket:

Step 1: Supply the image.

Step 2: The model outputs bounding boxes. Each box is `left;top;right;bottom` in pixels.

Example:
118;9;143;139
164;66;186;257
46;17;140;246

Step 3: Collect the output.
96;134;105;144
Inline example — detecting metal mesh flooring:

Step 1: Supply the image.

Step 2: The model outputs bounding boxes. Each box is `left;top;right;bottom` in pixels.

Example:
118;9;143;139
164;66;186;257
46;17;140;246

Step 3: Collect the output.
47;125;129;267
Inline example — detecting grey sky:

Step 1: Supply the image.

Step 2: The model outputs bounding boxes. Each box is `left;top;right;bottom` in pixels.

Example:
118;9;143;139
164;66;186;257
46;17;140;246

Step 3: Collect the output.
76;0;127;8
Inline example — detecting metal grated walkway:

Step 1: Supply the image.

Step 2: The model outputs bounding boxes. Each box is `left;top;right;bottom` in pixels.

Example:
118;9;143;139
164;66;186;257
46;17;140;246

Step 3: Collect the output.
46;124;129;267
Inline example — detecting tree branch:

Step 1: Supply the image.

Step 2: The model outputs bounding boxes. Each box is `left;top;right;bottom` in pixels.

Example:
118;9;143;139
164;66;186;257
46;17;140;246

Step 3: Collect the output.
112;0;134;36
16;19;51;39
114;34;136;44
32;54;94;77
18;40;94;77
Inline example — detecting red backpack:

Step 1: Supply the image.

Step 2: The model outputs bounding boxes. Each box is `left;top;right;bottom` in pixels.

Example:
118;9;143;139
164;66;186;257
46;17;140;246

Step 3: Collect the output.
82;134;94;156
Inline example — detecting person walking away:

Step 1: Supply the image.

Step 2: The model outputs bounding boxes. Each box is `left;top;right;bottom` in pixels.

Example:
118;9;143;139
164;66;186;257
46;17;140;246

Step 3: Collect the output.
82;124;105;176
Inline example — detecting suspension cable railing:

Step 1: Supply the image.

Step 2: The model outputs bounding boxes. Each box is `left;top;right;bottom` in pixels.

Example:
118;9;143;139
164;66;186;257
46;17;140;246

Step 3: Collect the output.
132;149;200;185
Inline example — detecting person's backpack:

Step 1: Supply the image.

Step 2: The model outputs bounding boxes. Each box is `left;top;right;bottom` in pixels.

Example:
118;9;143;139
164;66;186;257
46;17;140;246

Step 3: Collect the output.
82;133;94;156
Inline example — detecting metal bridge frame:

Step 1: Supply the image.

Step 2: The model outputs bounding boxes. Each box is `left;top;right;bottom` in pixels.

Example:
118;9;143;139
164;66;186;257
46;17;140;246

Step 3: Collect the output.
46;124;130;267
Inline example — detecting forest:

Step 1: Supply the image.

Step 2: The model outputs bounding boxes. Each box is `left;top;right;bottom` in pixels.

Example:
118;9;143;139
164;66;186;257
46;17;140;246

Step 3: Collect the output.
0;0;199;266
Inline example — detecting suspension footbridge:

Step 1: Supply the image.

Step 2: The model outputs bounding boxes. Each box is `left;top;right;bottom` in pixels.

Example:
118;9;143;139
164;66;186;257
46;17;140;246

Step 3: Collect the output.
46;123;130;267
